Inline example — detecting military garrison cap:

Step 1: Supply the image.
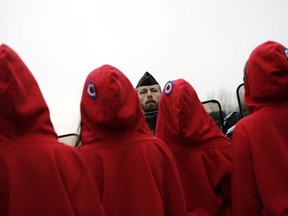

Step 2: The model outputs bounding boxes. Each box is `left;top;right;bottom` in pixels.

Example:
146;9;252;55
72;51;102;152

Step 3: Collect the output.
136;72;159;88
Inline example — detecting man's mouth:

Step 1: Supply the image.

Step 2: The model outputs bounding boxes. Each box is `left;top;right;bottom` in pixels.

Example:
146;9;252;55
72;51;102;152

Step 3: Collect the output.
146;100;156;104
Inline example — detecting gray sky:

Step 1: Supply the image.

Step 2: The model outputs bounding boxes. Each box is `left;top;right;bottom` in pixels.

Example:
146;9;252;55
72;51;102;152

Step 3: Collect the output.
1;0;288;135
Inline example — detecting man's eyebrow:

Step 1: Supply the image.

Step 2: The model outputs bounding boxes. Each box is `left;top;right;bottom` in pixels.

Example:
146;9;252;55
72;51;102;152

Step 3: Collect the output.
150;87;159;90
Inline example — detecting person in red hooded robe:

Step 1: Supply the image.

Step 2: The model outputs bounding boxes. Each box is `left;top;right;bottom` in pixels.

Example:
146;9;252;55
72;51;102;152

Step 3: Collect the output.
155;79;232;216
232;41;288;215
78;64;187;216
0;44;105;216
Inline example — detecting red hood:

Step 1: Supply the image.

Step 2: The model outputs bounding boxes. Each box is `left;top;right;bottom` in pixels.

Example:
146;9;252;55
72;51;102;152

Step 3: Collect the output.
245;41;288;113
156;79;230;147
80;64;151;145
0;44;57;142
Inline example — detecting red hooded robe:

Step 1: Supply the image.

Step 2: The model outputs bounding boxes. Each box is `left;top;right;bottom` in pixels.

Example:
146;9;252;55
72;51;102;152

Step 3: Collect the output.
232;41;288;215
79;64;187;216
0;44;105;216
156;79;232;216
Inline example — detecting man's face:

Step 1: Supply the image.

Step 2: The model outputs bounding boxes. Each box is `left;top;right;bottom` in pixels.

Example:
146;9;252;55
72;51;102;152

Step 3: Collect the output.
136;84;161;112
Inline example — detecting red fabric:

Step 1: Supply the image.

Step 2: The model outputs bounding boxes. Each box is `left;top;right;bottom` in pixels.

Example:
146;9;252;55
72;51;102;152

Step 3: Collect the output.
232;41;288;215
155;79;232;216
0;44;105;216
79;65;187;216
245;41;288;114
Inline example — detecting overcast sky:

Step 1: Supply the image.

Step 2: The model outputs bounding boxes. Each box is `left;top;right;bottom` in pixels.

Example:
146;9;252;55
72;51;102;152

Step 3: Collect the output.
1;0;288;135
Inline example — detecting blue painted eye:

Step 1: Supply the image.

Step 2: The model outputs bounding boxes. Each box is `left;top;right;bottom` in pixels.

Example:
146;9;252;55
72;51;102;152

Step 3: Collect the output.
87;81;96;99
164;81;173;95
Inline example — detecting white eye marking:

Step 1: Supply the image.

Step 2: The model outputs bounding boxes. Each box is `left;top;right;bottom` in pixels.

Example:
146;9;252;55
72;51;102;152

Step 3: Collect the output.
164;81;173;95
284;48;288;60
87;82;96;99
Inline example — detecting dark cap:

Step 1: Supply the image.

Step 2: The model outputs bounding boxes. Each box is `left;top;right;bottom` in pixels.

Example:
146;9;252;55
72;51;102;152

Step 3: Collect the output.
136;72;159;88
